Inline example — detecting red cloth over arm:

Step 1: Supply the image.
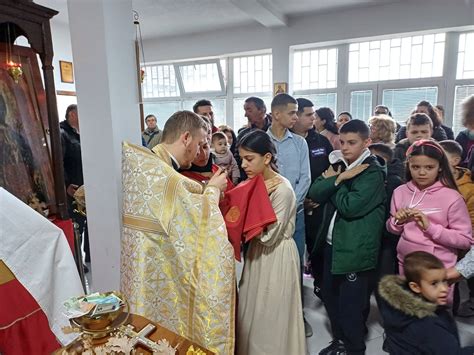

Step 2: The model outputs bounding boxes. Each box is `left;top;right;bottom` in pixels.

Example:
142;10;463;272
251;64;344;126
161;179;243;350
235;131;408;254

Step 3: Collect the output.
221;175;276;261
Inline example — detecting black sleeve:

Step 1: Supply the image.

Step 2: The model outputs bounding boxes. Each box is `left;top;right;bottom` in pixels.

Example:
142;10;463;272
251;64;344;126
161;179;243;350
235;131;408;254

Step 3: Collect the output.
395;126;407;143
393;145;406;163
456;132;469;163
325;137;334;155
60;130;70;186
444;125;455;140
433;126;448;141
415;320;474;355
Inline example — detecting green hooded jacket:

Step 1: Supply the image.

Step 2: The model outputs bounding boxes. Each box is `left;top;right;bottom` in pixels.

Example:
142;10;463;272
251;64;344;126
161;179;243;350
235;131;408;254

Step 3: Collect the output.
308;154;386;274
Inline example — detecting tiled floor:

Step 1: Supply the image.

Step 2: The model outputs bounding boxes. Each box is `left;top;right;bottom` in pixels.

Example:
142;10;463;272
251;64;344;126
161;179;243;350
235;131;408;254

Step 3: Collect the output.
302;275;474;355
86;260;474;355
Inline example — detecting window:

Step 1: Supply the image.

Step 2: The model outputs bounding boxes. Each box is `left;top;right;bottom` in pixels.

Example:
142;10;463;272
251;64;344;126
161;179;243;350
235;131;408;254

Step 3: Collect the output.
456;32;474;80
143;98;227;128
382;87;438;123
178;61;224;93
232;97;272;131
143;101;181;128
350;91;373;121
182;99;227;126
233;54;272;94
142;64;179;98
453;85;474;135
293;48;338;90
348;33;445;83
298;93;337;112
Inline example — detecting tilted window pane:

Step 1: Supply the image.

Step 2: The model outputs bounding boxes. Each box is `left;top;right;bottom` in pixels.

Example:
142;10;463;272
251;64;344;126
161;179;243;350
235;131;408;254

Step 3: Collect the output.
178;63;222;93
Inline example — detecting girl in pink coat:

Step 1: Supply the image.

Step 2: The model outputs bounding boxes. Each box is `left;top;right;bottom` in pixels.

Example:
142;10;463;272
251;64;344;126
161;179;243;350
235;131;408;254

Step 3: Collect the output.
387;140;472;301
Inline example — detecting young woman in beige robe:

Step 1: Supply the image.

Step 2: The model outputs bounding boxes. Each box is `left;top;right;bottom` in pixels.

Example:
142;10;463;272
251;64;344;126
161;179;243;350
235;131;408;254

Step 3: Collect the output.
236;130;306;355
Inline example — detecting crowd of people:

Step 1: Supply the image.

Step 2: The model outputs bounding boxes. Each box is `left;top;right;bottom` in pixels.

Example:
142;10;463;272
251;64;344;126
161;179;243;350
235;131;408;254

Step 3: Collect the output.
133;93;474;355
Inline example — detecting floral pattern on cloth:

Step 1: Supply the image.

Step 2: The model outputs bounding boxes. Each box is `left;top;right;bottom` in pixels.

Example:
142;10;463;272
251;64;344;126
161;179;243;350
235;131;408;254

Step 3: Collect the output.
120;142;236;355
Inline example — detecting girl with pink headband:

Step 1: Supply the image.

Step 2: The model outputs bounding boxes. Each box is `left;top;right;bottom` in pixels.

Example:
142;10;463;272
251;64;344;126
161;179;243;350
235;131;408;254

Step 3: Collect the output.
387;139;473;304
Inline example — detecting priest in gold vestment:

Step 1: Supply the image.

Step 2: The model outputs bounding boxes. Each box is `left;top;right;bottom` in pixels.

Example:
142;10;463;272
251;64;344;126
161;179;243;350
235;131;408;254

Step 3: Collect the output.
121;111;235;355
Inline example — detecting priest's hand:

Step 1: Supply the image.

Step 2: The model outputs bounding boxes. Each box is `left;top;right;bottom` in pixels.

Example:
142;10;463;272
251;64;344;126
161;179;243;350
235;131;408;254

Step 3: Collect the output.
208;167;228;192
66;184;79;197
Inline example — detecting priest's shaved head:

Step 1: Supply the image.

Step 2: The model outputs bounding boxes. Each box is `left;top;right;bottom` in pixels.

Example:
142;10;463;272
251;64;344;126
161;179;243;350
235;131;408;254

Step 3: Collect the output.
161;110;208;144
159;110;209;169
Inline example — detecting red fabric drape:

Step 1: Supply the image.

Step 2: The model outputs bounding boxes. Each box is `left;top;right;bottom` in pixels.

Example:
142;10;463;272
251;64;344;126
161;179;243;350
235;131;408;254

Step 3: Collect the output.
51;218;75;253
221;175;277;261
0;279;61;354
0;218;74;354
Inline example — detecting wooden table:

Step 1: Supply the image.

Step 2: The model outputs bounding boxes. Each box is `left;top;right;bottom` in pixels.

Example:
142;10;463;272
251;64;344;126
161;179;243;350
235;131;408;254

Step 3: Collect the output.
55;313;214;354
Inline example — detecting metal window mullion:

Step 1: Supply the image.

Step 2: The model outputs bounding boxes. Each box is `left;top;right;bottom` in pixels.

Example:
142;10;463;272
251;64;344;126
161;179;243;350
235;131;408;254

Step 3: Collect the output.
227;57;235;128
217;59;226;93
174;63;185;97
338;43;349;113
443;32;461;128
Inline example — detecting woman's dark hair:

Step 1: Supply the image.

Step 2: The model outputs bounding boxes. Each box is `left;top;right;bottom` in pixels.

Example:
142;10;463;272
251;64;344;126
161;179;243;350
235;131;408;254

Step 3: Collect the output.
416;100;442;128
338;111;353;120
316;107;338;134
237;129;278;172
405;139;458;191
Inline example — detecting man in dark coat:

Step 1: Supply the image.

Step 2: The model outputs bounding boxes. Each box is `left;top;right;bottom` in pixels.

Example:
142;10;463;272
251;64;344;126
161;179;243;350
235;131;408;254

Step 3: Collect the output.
60;104;90;267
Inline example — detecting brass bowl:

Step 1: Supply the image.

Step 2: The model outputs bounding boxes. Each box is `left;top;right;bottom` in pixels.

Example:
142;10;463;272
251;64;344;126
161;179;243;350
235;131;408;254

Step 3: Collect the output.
70;292;129;338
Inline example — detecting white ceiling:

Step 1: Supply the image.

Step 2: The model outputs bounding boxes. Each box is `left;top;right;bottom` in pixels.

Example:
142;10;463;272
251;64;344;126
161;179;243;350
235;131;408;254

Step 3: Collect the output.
35;0;397;39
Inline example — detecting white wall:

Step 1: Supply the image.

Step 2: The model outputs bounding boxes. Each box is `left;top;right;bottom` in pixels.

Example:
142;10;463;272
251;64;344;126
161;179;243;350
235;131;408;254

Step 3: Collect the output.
50;21;78;120
50;21;75;92
68;0;141;292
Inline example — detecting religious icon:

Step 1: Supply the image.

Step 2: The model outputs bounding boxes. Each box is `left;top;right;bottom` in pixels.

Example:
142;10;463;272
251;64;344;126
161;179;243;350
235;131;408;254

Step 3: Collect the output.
273;82;287;96
0;45;56;214
60;60;74;83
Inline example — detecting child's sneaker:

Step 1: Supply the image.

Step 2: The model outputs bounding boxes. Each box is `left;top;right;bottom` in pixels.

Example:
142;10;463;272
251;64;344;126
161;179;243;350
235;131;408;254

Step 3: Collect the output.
457;298;474;317
319;339;346;355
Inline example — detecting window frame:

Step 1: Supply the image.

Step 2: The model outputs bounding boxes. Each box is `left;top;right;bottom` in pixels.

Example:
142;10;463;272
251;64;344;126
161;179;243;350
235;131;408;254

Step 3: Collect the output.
290;44;339;112
347;33;446;84
344;78;444;122
141;51;273;129
291;46;338;91
174;58;226;97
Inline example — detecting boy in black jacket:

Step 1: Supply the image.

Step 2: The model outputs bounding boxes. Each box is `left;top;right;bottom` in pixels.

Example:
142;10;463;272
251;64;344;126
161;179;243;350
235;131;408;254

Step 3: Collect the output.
378;251;474;355
369;143;404;277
